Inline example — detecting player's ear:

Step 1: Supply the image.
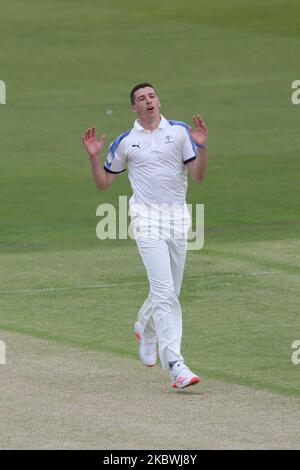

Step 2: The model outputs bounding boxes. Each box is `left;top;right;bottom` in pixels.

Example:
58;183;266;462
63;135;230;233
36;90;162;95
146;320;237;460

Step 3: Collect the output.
132;104;137;113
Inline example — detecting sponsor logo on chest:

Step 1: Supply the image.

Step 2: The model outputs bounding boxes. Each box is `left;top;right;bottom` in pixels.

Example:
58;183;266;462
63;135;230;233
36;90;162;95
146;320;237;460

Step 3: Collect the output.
164;135;175;144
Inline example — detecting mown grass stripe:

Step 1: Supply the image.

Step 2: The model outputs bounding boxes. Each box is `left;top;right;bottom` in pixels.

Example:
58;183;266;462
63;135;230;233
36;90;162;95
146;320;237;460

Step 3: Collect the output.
202;248;300;275
0;271;281;295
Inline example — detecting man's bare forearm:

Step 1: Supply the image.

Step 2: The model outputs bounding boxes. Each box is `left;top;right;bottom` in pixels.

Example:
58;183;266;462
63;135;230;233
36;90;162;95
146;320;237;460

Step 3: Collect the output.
189;147;208;183
195;147;208;182
89;155;110;190
82;127;116;191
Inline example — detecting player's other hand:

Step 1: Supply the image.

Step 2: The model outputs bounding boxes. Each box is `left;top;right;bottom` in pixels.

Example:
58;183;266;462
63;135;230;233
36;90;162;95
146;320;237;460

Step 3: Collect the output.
82;127;106;159
189;115;208;146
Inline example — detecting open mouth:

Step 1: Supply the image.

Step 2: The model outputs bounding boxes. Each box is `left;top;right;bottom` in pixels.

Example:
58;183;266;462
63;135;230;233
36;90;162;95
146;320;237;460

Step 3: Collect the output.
147;107;154;111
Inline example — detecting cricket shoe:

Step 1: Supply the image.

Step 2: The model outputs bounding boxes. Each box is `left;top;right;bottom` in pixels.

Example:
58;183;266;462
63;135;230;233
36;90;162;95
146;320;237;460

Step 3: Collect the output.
134;321;158;368
170;361;200;389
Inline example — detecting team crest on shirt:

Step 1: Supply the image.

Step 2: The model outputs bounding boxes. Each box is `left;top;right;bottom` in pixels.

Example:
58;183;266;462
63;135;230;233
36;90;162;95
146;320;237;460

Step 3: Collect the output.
164;135;175;144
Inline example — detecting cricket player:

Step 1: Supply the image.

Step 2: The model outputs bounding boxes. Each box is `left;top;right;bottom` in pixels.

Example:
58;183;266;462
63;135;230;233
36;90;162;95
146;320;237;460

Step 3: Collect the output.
82;83;208;389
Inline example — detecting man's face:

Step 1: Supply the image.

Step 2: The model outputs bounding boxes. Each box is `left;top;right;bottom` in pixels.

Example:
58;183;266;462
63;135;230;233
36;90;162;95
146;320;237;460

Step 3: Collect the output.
132;86;161;119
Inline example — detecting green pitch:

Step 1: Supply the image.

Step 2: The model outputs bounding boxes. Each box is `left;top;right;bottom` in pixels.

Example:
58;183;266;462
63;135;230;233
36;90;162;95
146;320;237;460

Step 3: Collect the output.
0;0;299;396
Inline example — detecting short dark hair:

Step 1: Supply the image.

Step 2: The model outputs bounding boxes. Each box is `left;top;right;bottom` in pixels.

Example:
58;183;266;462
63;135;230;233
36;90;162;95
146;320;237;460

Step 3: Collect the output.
130;82;157;105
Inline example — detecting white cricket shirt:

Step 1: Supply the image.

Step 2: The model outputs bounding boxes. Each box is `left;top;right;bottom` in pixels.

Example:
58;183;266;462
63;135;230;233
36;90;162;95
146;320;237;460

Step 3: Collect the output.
104;115;197;238
104;115;196;204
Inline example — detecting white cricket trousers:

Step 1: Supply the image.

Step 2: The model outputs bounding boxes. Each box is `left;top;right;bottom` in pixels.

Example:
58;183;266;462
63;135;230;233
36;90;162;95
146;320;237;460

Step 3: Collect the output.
135;237;187;369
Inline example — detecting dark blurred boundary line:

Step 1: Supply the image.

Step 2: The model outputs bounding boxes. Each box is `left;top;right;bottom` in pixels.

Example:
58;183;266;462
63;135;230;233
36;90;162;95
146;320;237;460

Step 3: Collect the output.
0;449;294;465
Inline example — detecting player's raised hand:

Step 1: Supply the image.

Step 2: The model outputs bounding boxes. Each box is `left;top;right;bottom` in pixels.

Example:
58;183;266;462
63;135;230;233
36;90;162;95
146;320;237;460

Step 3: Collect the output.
189;115;208;146
82;127;106;159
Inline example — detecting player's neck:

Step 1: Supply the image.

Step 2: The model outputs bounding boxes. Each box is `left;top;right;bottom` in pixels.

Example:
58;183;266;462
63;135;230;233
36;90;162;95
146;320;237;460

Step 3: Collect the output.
138;114;161;131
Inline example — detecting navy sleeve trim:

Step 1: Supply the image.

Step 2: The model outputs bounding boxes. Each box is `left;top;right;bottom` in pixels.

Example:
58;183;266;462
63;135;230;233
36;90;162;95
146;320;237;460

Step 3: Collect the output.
183;155;197;165
104;166;126;174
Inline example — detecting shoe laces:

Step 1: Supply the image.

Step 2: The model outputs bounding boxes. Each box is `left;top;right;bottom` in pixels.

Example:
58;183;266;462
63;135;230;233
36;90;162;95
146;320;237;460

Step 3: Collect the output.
170;361;189;379
144;342;157;354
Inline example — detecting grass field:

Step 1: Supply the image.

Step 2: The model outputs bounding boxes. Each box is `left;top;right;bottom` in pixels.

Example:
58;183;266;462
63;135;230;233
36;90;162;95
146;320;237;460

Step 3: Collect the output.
1;0;300;420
